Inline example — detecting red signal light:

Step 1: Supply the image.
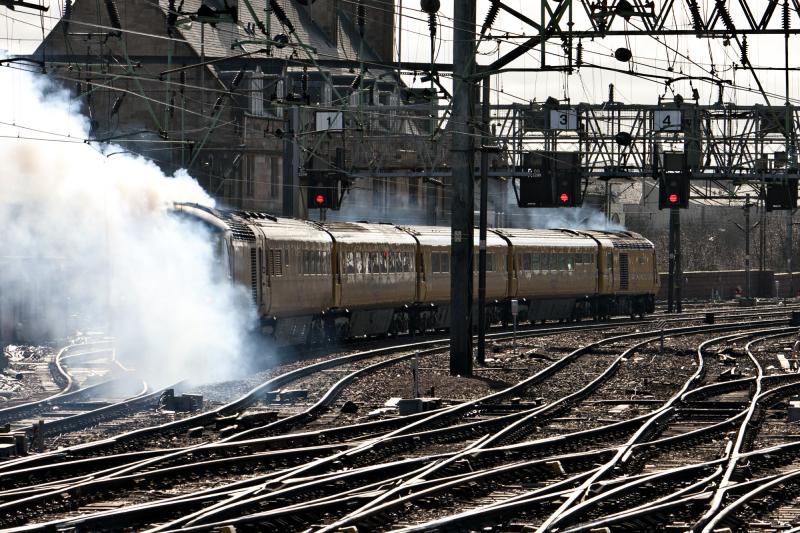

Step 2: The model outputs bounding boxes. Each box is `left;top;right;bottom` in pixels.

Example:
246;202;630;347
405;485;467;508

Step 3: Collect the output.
668;193;678;204
559;192;569;203
315;194;325;206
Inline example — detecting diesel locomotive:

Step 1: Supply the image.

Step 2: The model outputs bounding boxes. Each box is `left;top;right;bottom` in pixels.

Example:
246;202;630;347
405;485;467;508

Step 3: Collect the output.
176;203;660;345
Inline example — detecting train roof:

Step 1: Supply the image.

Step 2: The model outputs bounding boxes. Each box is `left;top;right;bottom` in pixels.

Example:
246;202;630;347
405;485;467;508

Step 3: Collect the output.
399;225;506;248
492;228;597;248
173;203;329;242
580;230;655;249
174;205;655;250
321;221;418;245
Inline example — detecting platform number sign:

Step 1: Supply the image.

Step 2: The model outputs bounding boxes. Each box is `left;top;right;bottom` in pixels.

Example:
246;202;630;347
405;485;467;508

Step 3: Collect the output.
654;110;682;132
549;109;578;130
315;111;343;131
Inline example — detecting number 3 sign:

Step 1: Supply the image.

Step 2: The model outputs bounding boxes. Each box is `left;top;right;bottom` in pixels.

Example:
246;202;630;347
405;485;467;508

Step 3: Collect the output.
549;109;578;130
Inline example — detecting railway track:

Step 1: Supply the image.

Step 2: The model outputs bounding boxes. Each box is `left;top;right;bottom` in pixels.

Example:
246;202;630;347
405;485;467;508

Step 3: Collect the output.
4;303;800;530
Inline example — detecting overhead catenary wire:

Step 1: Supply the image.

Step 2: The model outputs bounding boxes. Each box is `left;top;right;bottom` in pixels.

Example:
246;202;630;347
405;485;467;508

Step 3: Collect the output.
3;0;796;195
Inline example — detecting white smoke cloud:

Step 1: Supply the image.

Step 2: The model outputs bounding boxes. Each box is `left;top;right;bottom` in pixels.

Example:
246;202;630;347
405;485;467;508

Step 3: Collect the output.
0;63;255;386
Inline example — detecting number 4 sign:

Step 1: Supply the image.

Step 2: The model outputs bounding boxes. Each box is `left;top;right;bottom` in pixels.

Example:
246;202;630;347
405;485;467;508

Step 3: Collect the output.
549;109;578;130
654;110;682;132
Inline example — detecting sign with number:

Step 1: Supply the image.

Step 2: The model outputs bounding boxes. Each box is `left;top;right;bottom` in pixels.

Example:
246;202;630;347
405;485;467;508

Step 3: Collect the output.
315;111;343;131
549;109;578;130
654;110;681;132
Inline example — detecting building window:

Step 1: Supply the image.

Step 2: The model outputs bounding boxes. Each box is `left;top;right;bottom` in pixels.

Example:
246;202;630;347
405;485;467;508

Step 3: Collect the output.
270;157;280;199
244;155;255;198
409;177;419;206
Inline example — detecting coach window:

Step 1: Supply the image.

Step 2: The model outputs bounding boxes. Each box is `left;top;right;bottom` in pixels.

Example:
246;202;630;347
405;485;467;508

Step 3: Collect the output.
567;255;574;271
441;252;450;273
355;251;364;274
431;252;441;273
522;253;531;271
380;252;388;273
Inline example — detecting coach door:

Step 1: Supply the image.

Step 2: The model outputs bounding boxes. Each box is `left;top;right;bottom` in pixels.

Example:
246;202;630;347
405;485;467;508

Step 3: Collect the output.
259;241;271;315
606;251;614;292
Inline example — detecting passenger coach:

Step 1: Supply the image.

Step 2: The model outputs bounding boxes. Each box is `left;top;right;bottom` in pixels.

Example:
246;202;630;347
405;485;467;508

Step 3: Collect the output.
175;204;659;345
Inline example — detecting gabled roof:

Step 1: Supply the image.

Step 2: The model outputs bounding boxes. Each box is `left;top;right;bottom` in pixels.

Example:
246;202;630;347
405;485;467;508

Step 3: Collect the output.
159;0;379;68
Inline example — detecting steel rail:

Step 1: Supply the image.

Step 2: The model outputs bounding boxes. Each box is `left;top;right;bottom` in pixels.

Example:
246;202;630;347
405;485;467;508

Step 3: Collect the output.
180;321;788;531
534;327;792;531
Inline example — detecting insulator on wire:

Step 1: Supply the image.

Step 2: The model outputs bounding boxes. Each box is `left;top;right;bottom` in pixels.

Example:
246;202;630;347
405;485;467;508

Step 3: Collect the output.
212;96;224;115
231;68;245;90
740;35;749;65
63;0;72;33
716;0;735;32
428;12;437;39
75;80;82;97
482;0;500;36
270;0;295;34
357;0;365;37
301;67;308;95
111;93;125;115
576;40;583;68
351;74;362;90
167;0;177;30
104;0;122;30
608;83;615;104
687;0;703;31
784;0;791;31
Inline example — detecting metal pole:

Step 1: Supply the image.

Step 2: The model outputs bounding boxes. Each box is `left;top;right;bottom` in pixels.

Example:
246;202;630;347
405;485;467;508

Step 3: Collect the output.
667;208;676;313
449;0;476;376
760;205;766;271
790;209;795;298
786;9;794;299
200;23;205;116
282;106;300;218
745;194;752;300
675;206;682;313
477;77;490;366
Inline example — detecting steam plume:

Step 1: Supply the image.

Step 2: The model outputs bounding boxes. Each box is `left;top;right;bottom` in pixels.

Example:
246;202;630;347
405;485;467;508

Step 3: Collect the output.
0;63;254;386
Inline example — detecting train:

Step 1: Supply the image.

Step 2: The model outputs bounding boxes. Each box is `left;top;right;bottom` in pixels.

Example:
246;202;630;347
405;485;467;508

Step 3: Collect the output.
175;203;660;345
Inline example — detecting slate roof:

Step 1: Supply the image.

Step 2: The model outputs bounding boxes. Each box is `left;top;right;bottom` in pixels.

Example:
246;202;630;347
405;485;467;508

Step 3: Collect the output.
160;0;379;66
